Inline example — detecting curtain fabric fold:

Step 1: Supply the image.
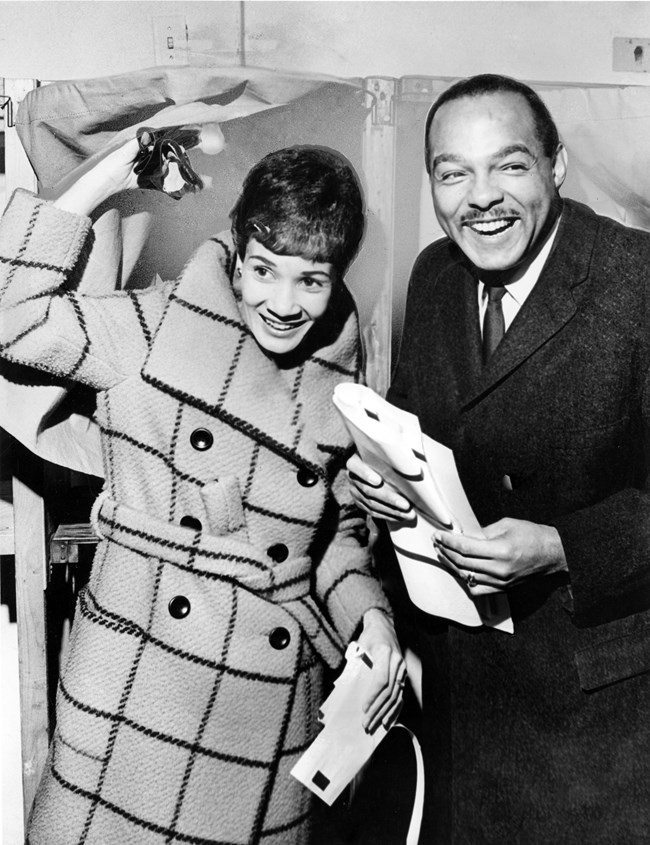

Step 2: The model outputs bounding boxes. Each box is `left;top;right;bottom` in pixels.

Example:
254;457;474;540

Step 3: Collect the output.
2;65;363;475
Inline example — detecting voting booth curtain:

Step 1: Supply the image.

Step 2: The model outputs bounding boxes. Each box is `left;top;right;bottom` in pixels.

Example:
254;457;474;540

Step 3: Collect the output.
1;66;367;476
3;67;650;476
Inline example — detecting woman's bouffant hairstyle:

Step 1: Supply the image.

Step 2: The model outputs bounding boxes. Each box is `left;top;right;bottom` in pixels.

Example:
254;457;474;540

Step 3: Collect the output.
424;74;561;174
230;146;365;277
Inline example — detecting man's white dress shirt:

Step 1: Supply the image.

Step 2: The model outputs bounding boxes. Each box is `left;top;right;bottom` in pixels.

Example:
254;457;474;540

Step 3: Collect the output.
478;219;561;336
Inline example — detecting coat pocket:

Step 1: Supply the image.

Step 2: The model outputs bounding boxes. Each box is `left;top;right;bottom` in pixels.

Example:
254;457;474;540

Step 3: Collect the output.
574;623;650;691
56;585;142;762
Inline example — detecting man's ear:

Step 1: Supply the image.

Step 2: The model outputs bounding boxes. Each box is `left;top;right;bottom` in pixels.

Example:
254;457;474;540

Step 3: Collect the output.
552;143;568;190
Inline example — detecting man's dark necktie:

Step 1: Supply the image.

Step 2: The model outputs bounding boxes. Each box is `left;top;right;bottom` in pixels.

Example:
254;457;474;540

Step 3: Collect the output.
482;284;507;363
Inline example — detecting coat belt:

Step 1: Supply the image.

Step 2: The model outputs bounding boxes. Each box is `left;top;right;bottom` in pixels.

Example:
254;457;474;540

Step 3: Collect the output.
91;491;346;668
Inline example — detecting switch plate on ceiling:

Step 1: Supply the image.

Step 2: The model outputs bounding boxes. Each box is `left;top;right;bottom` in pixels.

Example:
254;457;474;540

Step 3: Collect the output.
152;15;188;66
613;37;650;72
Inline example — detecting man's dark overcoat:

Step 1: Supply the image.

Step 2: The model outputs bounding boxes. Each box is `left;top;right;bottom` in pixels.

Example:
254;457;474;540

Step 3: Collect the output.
387;198;650;844
0;190;391;845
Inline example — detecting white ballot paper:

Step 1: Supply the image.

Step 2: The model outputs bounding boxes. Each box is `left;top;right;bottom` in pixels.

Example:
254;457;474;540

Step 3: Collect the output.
333;383;513;633
292;644;426;844
291;643;389;806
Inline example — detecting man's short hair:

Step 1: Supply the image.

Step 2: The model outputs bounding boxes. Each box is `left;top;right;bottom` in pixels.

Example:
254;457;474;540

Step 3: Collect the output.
424;74;561;174
230;146;365;277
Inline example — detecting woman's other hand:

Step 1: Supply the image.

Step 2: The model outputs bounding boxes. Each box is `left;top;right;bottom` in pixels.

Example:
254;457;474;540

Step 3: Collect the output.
357;608;406;734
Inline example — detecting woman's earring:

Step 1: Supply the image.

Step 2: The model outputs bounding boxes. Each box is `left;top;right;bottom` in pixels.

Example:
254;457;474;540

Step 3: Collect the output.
236;268;242;278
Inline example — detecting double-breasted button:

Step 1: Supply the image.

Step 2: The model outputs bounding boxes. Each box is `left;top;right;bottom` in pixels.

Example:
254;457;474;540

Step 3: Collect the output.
267;543;289;563
190;428;214;451
180;515;203;532
269;627;291;650
297;467;318;488
168;595;191;619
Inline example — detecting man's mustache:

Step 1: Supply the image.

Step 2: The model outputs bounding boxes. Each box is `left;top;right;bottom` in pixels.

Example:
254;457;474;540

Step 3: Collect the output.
460;210;520;224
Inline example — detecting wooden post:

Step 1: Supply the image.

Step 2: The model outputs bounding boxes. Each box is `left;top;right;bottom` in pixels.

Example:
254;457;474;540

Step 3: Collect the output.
3;77;50;823
12;447;50;822
361;77;397;397
3;78;37;199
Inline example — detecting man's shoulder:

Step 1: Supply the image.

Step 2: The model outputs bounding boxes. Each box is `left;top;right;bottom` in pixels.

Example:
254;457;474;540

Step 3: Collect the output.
411;236;464;282
414;235;456;263
564;198;650;249
559;200;650;297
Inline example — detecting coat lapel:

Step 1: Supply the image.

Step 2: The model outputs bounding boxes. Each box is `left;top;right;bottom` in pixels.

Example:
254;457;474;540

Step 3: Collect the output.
462;200;596;409
447;262;484;405
141;234;360;476
428;252;484;410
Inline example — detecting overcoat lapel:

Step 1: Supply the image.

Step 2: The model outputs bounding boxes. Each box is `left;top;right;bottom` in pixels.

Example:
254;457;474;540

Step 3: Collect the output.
141;235;359;476
426;255;484;410
462;201;597;409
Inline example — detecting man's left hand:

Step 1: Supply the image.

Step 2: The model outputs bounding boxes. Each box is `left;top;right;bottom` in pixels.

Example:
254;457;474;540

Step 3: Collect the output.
433;518;568;591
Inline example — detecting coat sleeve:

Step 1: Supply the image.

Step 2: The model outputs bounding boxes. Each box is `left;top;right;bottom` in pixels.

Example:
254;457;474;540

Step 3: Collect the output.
0;189;161;390
551;341;650;629
542;217;650;629
314;458;393;644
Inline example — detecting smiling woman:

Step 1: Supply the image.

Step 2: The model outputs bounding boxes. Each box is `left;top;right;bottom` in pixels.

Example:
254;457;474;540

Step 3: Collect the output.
235;242;334;356
0;139;405;845
229;147;365;357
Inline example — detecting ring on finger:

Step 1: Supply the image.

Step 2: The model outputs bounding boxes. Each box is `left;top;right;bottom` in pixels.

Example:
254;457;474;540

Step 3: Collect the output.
466;571;477;588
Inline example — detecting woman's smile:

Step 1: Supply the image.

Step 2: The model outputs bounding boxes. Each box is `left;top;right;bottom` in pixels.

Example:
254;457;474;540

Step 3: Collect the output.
258;311;309;333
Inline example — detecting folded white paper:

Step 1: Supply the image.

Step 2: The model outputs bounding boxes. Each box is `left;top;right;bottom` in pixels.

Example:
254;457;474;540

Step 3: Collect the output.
291;643;389;806
333;383;512;633
292;644;426;844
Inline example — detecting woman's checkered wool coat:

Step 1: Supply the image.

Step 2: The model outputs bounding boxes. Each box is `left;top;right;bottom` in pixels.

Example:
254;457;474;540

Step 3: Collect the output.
0;190;391;845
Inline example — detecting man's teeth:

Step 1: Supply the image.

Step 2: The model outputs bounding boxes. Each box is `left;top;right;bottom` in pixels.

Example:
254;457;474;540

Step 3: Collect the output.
469;219;515;235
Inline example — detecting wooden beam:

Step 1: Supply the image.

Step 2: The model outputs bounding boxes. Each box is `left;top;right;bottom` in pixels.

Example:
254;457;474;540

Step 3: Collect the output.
3;78;37;197
12;446;49;822
361;77;397;397
3;78;47;824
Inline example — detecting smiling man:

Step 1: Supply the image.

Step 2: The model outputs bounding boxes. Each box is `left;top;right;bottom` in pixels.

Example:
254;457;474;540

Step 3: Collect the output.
348;74;650;843
428;88;566;277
